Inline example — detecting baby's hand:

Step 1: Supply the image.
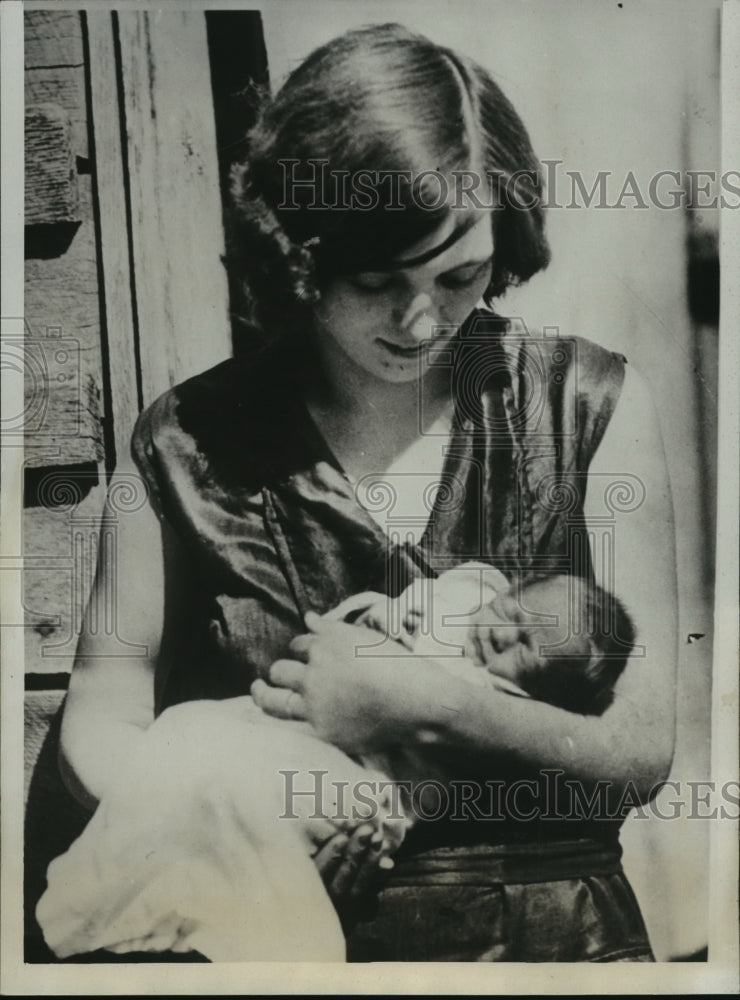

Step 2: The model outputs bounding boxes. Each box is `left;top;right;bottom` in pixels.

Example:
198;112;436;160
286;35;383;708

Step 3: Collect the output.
310;768;408;901
321;591;416;649
321;591;386;624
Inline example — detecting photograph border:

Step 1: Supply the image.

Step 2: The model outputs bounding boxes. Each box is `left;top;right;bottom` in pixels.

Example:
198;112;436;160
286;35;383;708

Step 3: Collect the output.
2;0;738;993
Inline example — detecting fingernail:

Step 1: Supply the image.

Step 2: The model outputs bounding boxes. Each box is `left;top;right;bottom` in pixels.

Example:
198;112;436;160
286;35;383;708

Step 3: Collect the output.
378;856;395;870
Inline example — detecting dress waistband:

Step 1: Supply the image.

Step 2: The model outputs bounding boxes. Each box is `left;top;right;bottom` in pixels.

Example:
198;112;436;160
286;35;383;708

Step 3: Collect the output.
389;838;623;886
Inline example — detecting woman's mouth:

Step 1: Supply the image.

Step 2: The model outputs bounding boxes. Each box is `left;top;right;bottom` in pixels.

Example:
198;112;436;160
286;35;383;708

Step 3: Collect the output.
378;339;425;359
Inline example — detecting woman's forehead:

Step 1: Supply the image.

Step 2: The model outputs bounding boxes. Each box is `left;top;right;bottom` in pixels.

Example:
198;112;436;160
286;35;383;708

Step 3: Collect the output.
390;210;493;272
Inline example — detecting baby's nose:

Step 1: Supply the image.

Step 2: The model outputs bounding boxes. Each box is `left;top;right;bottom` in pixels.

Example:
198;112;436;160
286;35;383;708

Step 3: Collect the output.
400;292;436;342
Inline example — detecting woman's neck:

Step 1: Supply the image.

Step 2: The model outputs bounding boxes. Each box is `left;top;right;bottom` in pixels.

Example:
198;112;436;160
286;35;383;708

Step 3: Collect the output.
303;333;453;478
305;333;452;428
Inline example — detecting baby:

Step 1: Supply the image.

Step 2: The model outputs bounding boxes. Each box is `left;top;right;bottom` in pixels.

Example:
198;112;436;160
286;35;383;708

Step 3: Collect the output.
38;565;635;961
320;563;636;822
326;562;636;716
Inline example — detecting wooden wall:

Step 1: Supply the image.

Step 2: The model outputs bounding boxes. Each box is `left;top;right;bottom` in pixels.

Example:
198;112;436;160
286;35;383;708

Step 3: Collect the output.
23;8;240;801
24;10;107;787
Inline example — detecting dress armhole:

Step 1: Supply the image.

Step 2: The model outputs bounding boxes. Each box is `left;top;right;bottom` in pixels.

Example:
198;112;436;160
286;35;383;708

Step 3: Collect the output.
130;402;166;521
578;344;629;472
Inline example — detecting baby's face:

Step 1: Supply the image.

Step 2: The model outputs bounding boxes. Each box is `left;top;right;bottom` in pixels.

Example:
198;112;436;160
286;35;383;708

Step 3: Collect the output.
463;581;595;685
463;591;545;683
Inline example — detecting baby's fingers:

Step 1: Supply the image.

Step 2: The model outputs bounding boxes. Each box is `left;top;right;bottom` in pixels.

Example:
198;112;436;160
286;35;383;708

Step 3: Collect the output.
327;824;374;898
313;832;350;885
348;832;393;900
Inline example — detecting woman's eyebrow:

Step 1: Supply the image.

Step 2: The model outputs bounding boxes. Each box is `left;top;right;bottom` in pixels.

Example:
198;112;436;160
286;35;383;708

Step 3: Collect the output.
355;254;492;278
389;215;481;269
440;254;493;273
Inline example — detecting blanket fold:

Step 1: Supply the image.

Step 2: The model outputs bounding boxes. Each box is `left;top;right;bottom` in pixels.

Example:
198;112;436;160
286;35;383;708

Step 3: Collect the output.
37;697;396;962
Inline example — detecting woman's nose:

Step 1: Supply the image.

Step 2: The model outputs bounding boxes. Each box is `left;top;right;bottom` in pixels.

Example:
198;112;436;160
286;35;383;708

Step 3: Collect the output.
398;292;437;342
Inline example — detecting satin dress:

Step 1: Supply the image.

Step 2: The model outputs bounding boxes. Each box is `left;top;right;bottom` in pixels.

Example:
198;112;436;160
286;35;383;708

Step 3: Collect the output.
129;311;654;962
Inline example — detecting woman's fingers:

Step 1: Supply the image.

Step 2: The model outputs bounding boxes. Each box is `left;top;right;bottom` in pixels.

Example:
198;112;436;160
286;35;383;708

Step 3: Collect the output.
250;678;307;720
288;633;314;659
268;658;306;689
304;610;332;633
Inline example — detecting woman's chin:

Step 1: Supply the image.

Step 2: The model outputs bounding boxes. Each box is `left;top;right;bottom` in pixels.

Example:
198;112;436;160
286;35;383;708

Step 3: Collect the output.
370;345;451;384
372;359;428;384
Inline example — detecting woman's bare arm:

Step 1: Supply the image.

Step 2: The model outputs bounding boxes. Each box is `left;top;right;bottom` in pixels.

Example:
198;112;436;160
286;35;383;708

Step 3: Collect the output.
255;366;679;801
59;462;164;809
59;467;403;899
436;363;678;794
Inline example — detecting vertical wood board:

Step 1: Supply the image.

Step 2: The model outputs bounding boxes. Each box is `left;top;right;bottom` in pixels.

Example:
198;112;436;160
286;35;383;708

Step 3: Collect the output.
117;10;231;406
86;11;140;464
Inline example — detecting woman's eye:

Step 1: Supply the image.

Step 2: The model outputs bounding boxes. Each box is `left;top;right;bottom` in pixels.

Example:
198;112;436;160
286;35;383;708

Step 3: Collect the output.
438;262;490;290
350;273;394;292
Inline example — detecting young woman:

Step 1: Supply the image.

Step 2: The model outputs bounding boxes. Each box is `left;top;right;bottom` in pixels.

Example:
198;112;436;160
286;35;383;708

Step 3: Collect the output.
57;22;677;962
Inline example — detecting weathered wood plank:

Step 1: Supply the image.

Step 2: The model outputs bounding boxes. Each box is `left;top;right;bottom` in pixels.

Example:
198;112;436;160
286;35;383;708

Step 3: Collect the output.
25;66;88;160
20;359;101;469
24;10;84;70
24;187;104;465
86;11;140;466
25;104;79;226
23;484;106;674
117;9;231;406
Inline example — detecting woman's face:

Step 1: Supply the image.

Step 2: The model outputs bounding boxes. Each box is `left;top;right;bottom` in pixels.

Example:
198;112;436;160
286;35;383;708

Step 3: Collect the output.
313;210;494;384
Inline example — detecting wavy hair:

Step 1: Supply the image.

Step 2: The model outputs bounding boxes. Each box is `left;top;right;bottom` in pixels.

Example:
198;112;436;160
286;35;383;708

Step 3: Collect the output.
227;22;550;338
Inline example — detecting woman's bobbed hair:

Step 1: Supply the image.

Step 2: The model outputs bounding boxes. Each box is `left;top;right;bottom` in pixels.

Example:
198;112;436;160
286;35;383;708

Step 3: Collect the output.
227;22;550;338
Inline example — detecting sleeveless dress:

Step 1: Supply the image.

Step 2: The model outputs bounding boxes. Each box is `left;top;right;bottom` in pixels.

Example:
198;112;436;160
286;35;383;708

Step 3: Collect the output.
130;310;654;962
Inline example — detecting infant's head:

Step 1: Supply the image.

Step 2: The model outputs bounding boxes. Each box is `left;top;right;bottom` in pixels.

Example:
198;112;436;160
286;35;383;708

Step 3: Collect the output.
465;574;636;715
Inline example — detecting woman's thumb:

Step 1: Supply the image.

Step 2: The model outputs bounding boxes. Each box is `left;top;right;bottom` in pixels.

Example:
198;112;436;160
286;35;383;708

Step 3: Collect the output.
304;610;328;633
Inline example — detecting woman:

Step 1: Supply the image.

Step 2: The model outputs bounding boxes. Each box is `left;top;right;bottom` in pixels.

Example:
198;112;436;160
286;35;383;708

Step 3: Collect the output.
57;23;677;962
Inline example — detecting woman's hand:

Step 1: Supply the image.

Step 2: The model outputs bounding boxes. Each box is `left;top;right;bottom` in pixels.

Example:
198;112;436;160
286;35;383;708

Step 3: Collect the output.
251;612;416;753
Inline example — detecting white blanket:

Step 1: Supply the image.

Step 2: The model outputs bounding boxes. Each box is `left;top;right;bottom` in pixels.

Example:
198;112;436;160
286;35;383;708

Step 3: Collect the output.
38;565;523;962
37;697;402;962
